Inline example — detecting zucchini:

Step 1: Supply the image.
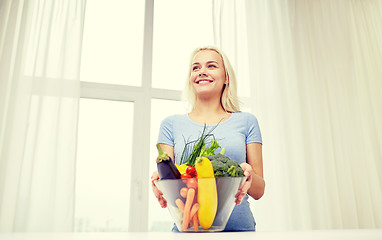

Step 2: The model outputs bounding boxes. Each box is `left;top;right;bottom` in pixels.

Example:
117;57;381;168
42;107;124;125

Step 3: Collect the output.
195;157;217;229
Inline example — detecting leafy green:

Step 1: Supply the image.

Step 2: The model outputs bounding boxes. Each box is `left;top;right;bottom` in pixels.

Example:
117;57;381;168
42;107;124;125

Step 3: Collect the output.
207;148;244;177
200;140;220;157
182;124;220;166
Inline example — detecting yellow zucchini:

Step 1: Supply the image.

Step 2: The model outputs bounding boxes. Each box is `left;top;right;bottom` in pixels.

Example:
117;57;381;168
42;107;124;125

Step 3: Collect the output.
195;157;217;229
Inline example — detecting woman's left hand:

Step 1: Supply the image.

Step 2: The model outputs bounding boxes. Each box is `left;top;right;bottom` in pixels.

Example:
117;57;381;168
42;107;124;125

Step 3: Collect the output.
235;163;253;205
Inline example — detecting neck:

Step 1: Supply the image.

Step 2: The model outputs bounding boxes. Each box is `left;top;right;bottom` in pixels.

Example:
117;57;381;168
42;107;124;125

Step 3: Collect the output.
192;98;226;116
189;98;231;125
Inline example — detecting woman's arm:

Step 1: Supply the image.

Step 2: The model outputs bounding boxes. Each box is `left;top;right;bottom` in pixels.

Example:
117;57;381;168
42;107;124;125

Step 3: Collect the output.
246;142;265;200
235;142;265;204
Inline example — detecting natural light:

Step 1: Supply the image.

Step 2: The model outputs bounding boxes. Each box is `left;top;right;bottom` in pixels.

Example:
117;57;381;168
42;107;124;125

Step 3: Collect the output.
76;0;214;232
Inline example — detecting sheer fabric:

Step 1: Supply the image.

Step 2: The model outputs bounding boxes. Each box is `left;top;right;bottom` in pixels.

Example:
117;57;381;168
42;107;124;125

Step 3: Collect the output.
213;0;382;231
0;0;85;231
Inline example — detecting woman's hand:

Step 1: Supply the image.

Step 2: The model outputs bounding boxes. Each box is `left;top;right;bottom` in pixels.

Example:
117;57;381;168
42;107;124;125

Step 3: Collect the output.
235;163;253;205
151;171;167;208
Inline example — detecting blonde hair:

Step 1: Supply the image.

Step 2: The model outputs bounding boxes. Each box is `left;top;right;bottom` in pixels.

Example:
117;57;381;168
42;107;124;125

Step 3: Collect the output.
185;46;241;112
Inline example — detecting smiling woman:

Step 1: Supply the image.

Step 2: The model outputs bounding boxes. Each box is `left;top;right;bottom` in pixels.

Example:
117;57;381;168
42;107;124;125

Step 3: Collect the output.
190;50;227;101
151;46;264;232
186;47;241;115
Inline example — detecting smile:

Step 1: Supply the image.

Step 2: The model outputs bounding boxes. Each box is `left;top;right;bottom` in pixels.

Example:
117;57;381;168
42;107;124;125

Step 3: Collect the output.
196;79;213;84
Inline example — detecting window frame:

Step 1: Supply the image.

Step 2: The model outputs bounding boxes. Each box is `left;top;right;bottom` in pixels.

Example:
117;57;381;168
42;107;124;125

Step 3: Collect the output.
78;0;175;231
78;0;251;231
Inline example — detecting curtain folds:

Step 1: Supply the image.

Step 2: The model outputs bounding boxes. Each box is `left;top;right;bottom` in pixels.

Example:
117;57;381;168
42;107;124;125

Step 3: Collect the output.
213;0;382;231
0;0;85;231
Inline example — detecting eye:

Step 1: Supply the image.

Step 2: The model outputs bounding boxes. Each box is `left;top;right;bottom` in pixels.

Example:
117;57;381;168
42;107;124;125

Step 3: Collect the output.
192;66;200;71
208;64;217;68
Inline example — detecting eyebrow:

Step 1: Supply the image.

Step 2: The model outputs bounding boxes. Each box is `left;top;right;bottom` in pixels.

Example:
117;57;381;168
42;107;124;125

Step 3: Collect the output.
192;61;219;65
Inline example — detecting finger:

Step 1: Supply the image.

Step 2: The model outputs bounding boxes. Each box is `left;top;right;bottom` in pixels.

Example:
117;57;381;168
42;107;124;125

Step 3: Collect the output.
241;181;251;193
151;181;164;197
235;181;251;203
235;194;244;205
151;172;159;182
153;187;167;208
152;186;163;199
235;189;246;200
235;182;247;197
236;178;251;197
159;197;167;208
151;176;159;184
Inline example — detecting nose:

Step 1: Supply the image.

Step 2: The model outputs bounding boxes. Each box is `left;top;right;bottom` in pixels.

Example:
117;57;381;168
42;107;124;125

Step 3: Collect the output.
198;68;207;77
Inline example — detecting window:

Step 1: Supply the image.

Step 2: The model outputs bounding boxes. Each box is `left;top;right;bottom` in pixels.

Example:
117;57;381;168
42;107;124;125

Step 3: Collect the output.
149;0;213;229
148;99;188;231
152;0;214;91
80;0;145;86
76;0;146;232
75;99;134;231
76;0;215;232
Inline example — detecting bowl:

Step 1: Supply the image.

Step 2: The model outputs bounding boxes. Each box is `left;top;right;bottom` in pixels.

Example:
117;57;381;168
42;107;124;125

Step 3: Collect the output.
154;176;246;232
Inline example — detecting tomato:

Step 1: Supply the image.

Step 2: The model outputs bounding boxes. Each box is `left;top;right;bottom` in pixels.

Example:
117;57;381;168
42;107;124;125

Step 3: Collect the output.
186;178;198;189
181;173;192;179
186;166;196;177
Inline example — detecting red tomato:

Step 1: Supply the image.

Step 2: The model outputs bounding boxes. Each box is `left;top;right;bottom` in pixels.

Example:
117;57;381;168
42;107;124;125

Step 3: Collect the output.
186;166;196;177
181;173;192;179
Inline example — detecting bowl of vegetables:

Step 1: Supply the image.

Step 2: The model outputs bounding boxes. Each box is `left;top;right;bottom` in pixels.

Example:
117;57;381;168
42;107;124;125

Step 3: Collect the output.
154;141;246;232
154;175;245;232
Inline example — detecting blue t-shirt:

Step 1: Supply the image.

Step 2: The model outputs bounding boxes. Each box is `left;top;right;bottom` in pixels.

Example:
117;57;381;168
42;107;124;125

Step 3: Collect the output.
157;111;262;231
158;112;262;165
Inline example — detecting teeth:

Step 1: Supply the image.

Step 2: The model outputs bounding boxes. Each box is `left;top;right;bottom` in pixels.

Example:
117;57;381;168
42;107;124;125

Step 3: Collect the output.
197;80;212;84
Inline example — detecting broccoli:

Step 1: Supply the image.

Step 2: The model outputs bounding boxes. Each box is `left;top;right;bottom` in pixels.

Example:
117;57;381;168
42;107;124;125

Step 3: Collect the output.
227;165;244;177
210;158;228;172
207;148;244;177
208;153;230;163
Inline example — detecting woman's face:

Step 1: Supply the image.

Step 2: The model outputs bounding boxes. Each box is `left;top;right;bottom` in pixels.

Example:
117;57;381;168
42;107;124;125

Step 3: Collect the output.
190;50;227;99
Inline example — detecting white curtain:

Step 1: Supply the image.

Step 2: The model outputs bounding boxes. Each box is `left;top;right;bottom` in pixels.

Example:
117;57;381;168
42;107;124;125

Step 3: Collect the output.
213;0;382;231
0;0;85;231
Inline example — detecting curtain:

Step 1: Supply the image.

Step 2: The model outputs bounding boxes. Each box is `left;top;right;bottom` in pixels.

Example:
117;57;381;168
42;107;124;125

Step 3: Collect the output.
213;0;382;231
0;0;85;231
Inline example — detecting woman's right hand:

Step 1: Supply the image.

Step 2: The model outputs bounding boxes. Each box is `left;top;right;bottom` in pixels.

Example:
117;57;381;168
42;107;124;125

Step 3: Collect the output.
151;171;167;208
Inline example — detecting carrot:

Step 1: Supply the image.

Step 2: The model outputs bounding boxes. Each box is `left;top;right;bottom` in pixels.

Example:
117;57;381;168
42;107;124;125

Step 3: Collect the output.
193;214;199;232
189;203;199;222
182;188;195;231
175;198;185;211
180;187;188;198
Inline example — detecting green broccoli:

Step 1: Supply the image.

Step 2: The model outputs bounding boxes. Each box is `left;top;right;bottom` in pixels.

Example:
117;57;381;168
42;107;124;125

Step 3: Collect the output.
208;153;229;163
210;158;228;172
227;165;244;177
207;148;244;177
214;170;226;177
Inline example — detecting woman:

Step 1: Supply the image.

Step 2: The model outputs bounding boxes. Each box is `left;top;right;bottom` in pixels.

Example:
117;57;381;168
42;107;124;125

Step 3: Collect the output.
151;46;265;231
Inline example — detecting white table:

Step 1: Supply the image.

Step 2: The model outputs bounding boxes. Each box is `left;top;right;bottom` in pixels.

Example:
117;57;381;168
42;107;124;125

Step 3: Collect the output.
1;229;382;240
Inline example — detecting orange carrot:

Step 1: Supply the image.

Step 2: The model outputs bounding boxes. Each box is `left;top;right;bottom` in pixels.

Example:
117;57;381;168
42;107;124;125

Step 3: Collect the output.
182;188;195;231
189;203;200;221
193;214;199;232
175;198;185;211
180;187;188;198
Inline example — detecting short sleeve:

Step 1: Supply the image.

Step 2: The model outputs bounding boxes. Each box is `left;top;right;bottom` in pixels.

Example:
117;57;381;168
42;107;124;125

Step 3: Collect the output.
157;116;175;146
246;113;262;144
